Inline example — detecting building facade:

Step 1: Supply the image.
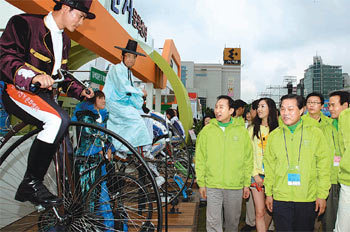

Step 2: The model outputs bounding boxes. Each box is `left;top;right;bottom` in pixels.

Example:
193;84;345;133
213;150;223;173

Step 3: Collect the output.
304;56;344;97
296;78;304;97
181;61;241;109
343;73;350;88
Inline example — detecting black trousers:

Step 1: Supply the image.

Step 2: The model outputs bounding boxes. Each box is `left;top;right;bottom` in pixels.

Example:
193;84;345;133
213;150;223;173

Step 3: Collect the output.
273;200;317;232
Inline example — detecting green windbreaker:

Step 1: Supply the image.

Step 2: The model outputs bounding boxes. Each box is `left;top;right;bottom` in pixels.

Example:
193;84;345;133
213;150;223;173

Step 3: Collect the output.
264;118;331;202
235;116;245;126
195;117;253;189
338;108;350;185
302;112;339;184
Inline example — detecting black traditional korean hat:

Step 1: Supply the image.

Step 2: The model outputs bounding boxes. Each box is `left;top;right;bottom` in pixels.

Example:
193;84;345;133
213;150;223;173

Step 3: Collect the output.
54;0;96;19
114;39;146;57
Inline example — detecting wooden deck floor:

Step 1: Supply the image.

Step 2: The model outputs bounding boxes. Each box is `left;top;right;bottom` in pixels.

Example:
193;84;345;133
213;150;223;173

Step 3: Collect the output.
1;199;199;232
161;201;198;231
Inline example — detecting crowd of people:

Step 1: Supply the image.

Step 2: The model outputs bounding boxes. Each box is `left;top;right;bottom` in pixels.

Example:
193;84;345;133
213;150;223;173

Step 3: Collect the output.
195;91;350;232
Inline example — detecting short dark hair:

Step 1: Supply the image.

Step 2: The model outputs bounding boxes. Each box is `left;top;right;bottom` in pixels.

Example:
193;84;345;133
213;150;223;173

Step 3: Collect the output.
234;99;247;109
217;95;235;109
203;115;212;121
53;3;63;11
329;91;350;105
202;115;212;127
251;99;259;110
122;52;137;57
280;94;305;110
306;92;324;105
87;90;105;104
166;108;176;119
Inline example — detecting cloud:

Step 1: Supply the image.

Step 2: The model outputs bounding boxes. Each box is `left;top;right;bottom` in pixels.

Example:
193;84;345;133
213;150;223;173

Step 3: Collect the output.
135;0;350;102
241;79;258;102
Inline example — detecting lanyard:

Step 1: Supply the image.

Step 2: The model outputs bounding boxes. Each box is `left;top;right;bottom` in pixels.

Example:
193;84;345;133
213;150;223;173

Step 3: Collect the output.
332;130;341;155
283;123;303;168
259;130;264;156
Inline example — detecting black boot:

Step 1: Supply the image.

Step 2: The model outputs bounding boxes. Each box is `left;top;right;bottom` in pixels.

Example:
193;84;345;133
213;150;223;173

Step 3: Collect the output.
15;174;62;206
15;139;62;207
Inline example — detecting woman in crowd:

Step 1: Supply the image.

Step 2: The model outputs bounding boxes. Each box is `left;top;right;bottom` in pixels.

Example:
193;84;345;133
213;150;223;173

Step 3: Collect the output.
203;115;212;127
249;98;279;232
245;111;253;128
72;90;114;231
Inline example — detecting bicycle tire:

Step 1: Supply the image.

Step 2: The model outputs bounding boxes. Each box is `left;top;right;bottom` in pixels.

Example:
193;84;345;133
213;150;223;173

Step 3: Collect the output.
0;126;83;231
85;172;155;231
0;126;54;231
0;121;28;152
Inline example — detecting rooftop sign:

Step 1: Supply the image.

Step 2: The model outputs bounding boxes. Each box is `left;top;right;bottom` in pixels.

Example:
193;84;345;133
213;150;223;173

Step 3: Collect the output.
223;48;241;65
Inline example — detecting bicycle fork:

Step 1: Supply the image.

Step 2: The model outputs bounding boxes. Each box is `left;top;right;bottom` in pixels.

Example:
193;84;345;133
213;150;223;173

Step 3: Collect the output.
36;204;64;222
36;205;67;231
52;206;65;223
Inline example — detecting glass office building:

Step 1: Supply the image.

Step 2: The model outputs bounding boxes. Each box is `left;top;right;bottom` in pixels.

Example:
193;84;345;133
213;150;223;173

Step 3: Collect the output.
304;56;343;97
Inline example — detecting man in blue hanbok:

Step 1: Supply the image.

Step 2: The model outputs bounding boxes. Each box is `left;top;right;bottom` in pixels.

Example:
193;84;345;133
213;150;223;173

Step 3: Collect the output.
103;40;152;152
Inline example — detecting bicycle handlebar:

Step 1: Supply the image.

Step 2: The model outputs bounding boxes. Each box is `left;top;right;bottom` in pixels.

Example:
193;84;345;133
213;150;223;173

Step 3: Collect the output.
29;69;91;95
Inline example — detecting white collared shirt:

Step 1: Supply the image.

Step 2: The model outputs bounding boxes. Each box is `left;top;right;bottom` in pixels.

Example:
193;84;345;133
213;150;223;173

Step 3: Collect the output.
44;12;63;75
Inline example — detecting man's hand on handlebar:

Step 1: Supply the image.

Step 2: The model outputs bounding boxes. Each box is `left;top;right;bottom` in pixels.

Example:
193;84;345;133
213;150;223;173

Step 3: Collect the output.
142;89;147;97
81;88;94;98
32;74;54;90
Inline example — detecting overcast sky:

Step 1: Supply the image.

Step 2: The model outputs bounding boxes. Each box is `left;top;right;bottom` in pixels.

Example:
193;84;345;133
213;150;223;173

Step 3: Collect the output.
135;0;350;102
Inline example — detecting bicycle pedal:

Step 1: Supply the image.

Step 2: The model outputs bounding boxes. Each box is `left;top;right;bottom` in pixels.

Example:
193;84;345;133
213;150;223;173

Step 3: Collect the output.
35;204;46;212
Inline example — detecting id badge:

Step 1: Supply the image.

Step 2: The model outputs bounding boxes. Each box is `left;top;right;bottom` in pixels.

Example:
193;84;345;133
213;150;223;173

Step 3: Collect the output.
333;156;341;166
288;166;301;186
262;162;265;173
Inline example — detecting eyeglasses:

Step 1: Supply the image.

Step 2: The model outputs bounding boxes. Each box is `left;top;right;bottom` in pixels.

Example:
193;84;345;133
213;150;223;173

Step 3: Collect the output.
306;102;322;105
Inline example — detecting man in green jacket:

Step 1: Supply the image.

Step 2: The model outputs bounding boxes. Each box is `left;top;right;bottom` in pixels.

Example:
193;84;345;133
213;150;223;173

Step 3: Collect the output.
304;92;339;231
233;99;247;126
195;95;253;232
264;94;331;231
329;91;350;232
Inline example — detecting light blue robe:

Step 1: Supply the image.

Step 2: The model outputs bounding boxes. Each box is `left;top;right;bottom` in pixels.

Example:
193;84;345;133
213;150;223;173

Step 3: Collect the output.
103;62;152;151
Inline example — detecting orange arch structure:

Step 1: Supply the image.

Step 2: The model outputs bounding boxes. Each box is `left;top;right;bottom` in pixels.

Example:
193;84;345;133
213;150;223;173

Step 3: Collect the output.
161;40;182;88
5;0;162;86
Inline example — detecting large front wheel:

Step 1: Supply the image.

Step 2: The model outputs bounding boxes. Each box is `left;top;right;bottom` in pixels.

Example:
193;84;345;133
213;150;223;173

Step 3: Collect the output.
70;121;163;231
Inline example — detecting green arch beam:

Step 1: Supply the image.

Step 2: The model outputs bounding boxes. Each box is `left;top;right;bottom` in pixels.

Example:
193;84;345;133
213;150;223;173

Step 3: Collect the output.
68;41;98;70
148;50;193;140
